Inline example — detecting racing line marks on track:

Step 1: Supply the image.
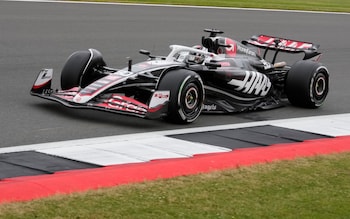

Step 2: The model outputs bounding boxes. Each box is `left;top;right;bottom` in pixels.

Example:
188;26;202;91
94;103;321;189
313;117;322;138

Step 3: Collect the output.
0;113;350;203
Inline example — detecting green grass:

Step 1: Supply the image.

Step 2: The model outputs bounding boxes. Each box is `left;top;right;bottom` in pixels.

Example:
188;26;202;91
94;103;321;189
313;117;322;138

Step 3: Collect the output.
73;0;350;13
1;153;350;218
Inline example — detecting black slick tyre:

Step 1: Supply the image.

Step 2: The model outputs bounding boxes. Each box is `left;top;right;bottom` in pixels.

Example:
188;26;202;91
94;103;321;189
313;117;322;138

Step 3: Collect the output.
61;49;106;90
285;60;329;108
157;69;204;124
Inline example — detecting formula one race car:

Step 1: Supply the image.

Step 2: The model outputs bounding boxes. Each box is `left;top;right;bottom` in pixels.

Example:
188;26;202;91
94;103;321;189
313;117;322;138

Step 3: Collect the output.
31;29;329;123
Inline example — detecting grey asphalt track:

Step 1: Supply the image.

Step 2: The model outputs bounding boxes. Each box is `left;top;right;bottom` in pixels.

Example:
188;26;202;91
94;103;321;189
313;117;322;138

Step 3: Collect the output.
1;1;349;147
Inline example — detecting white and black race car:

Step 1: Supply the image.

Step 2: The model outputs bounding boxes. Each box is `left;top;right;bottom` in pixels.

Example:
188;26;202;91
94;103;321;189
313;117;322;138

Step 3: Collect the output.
31;29;329;123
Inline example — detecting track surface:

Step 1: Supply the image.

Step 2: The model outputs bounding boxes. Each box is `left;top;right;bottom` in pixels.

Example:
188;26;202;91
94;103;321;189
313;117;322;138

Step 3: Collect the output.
1;1;350;147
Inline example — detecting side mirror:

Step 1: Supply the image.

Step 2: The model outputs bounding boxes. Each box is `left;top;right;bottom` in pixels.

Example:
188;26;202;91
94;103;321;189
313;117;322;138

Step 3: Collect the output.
139;49;151;56
139;49;159;59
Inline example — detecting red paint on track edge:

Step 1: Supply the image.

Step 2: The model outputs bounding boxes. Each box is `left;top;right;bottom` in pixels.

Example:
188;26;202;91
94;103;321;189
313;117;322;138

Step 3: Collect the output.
1;136;350;203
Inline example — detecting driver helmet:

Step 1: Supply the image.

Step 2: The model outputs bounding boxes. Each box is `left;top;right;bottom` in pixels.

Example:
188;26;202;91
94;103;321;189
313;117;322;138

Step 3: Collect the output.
188;45;205;64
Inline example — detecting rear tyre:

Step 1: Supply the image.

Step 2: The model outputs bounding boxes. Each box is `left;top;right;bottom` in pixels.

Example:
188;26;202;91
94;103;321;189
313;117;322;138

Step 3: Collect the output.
61;49;106;90
285;60;329;108
157;69;204;124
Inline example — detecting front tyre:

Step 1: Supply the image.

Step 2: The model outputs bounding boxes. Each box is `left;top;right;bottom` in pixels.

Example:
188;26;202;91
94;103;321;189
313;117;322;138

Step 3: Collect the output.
157;69;204;124
285;60;329;108
61;49;106;90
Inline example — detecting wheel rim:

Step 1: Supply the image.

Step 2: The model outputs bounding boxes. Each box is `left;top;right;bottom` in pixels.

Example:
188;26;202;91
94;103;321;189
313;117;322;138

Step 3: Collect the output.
185;87;199;110
180;81;203;121
315;76;326;97
313;72;328;102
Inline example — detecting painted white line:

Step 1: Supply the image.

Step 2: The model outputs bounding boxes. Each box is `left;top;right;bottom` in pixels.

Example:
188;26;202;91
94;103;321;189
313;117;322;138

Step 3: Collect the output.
0;113;349;166
273;115;350;137
4;0;349;15
1;113;349;156
36;136;229;166
158;113;350;136
38;145;144;165
136;136;231;155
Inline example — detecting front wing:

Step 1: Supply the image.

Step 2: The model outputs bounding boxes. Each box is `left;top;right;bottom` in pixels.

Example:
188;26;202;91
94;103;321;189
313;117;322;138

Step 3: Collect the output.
30;69;170;120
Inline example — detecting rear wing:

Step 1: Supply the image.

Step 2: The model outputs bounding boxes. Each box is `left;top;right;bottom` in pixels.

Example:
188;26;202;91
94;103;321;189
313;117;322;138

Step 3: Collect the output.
242;35;321;63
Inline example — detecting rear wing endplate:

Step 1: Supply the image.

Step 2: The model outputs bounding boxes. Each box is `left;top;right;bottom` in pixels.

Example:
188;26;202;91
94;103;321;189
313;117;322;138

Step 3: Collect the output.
242;35;321;63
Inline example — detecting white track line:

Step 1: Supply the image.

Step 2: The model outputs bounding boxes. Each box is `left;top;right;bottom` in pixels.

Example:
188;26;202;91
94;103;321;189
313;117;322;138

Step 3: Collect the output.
1;113;350;165
4;0;349;15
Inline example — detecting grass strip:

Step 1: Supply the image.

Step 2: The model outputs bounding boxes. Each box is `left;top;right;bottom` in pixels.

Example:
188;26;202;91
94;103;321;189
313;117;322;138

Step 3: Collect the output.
1;152;350;218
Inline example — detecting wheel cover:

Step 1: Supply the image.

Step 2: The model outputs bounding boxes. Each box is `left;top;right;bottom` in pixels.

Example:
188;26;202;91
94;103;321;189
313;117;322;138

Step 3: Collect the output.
179;81;203;122
312;71;328;102
314;76;326;97
184;87;199;110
